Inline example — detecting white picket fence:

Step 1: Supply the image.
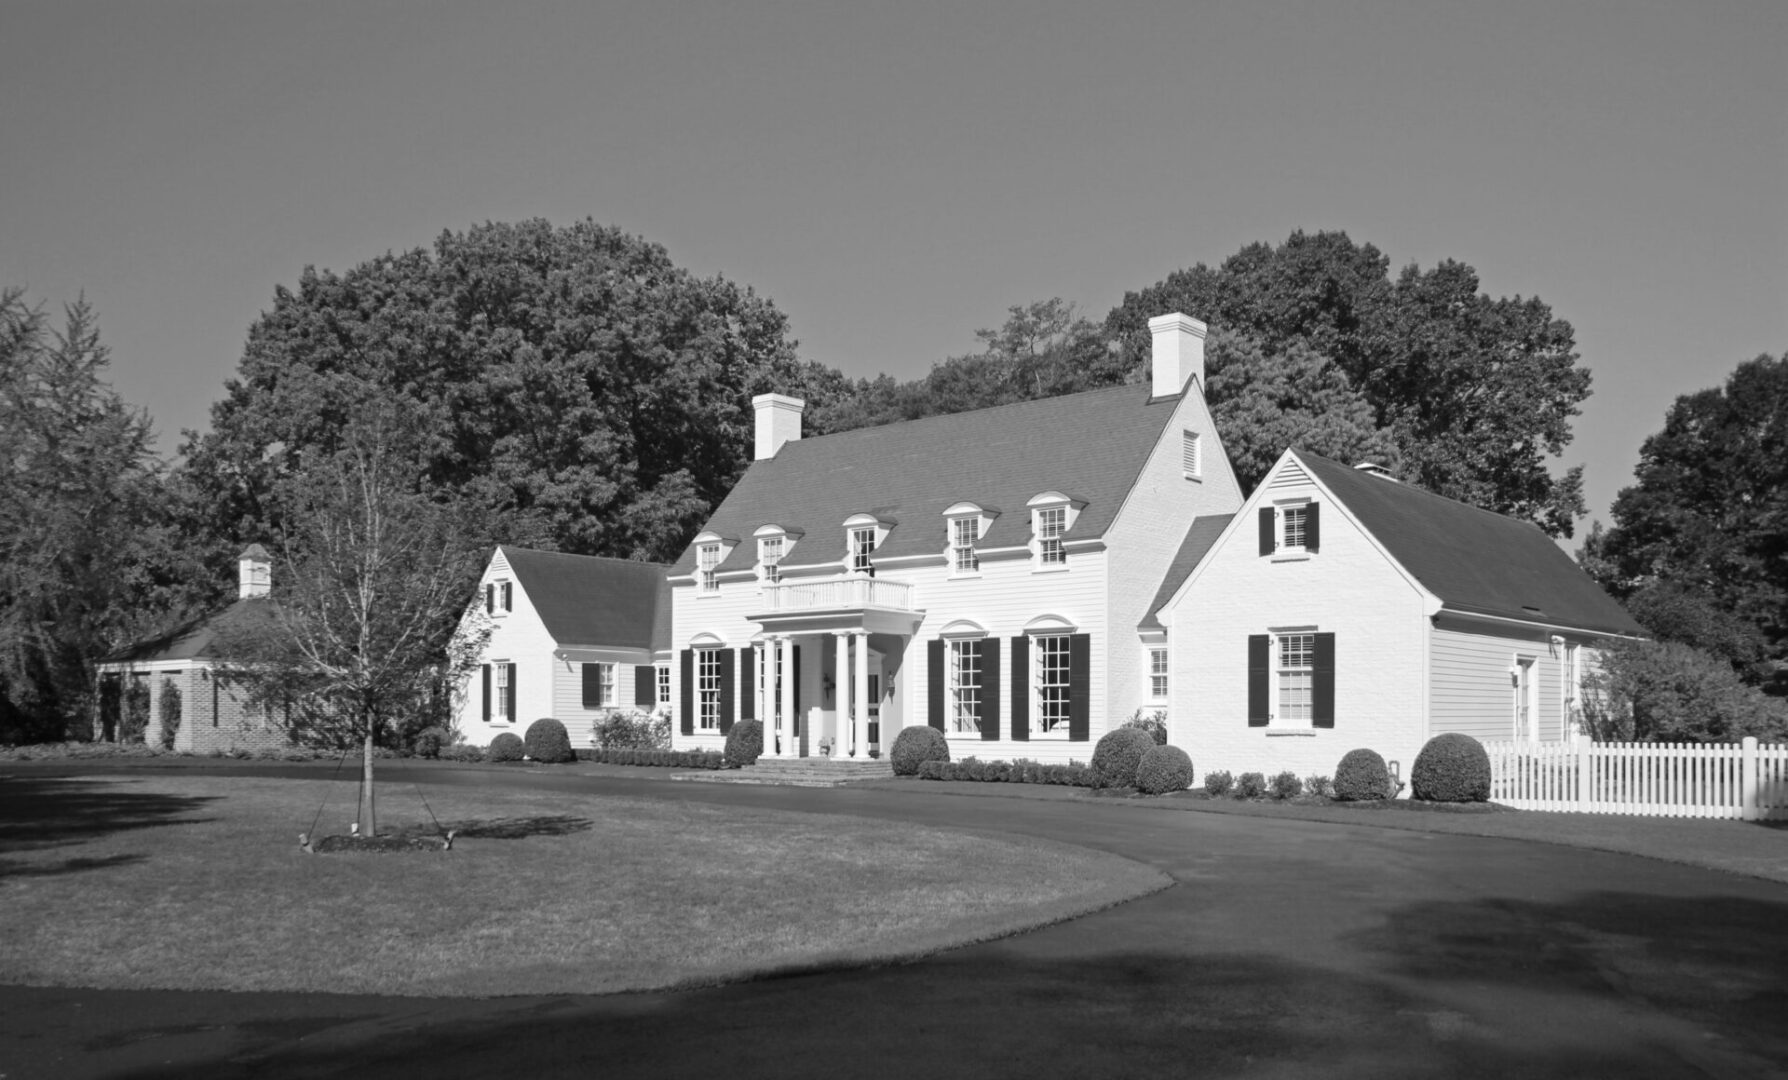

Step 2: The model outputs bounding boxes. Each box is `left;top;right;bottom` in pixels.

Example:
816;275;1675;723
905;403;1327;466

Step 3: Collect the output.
1482;737;1788;819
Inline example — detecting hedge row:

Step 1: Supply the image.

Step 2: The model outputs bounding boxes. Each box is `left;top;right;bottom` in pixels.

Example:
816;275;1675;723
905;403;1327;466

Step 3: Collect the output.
584;747;725;770
918;758;1098;787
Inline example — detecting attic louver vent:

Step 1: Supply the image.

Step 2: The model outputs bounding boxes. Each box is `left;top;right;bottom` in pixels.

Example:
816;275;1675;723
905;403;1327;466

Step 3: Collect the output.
1269;461;1311;488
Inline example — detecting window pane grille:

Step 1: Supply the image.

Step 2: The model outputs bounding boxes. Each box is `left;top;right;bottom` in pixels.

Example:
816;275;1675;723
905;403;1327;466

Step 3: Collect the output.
951;517;979;573
657;664;671;708
1282;507;1308;550
698;544;722;592
600;663;615;708
1277;634;1314;722
1038;507;1066;565
698;649;721;730
1035;635;1071;733
948;639;983;734
495;664;511;720
759;537;782;583
851;528;876;575
1149;647;1169;700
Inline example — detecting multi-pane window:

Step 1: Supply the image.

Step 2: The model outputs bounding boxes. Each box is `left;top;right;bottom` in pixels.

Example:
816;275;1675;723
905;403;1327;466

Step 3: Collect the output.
851;527;877;576
1037;507;1067;566
599;663;615;708
1149;647;1169;700
697;649;721;730
951;517;980;574
948;639;983;734
1035;634;1071;734
494;663;511;721
1277;634;1314;723
1182;430;1201;478
698;543;722;592
486;580;514;615
1282;506;1308;550
759;536;783;584
657;664;671;709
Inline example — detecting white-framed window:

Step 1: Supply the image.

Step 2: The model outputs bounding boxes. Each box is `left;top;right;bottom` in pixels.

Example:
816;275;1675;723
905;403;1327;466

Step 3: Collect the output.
1281;506;1309;551
1277;634;1315;724
850;527;877;576
1182;430;1201;479
494;662;512;721
697;648;722;730
486;580;514;615
600;663;615;707
1148;647;1169;701
950;516;980;574
657;663;671;709
698;543;722;593
1034;634;1071;735
948;638;984;735
759;535;783;584
1036;506;1067;566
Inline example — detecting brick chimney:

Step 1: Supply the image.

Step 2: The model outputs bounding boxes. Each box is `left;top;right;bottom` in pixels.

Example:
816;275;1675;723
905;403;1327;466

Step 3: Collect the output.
1148;312;1207;398
752;393;805;460
238;544;272;599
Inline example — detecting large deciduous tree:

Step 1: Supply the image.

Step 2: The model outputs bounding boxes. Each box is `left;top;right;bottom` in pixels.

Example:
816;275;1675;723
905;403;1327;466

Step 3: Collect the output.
179;219;842;567
0;290;198;742
1582;353;1788;678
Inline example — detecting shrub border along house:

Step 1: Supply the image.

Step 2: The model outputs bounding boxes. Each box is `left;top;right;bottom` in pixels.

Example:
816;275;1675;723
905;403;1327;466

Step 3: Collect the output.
919;758;1098;787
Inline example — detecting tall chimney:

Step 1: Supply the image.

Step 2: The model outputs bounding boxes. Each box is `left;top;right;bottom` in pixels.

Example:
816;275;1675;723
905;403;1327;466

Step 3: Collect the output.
238;544;272;599
752;393;805;460
1148;312;1208;398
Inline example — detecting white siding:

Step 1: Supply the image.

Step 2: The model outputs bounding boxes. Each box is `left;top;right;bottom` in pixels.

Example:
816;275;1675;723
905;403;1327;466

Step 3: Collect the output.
1430;615;1578;743
1166;463;1433;784
1103;385;1245;728
551;659;657;748
456;549;561;746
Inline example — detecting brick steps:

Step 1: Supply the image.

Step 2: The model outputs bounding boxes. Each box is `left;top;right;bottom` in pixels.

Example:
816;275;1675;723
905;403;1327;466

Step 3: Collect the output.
671;758;894;787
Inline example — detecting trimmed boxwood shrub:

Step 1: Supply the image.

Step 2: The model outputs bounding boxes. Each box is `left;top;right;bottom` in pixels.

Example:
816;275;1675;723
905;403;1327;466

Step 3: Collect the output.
724;719;764;767
891;726;950;776
1334;748;1392;801
1268;771;1303;800
1203;770;1234;796
1411;732;1491;802
523;718;574;763
1235;771;1267;799
1135;745;1193;795
487;732;525;762
1091;727;1158;789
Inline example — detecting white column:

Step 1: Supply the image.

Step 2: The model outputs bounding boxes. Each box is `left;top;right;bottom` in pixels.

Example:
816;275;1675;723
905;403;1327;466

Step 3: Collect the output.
833;631;850;759
757;639;772;758
779;636;796;760
853;631;870;760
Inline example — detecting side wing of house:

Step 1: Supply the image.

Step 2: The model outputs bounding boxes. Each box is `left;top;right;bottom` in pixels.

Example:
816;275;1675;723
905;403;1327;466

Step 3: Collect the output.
1430;615;1599;744
1160;451;1436;782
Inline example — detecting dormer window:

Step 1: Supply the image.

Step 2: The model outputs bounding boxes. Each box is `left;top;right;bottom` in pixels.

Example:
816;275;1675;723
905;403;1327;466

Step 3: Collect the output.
697;543;723;592
1027;493;1079;571
850;527;877;576
950;517;979;574
759;536;783;583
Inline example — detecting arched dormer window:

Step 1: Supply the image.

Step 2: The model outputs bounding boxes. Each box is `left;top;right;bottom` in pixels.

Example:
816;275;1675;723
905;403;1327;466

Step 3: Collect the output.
842;513;892;577
941;502;999;577
692;531;736;594
1026;493;1083;571
753;524;802;585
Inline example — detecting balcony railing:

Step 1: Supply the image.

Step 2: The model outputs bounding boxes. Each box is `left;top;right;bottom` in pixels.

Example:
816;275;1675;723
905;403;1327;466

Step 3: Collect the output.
759;577;916;612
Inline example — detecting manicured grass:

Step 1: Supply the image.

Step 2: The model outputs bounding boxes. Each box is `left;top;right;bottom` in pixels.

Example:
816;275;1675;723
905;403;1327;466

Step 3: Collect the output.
0;775;1167;997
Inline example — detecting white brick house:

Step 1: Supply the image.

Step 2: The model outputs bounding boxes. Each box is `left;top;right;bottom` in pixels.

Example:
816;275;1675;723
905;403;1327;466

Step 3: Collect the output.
1152;449;1645;785
456;547;672;747
665;313;1244;763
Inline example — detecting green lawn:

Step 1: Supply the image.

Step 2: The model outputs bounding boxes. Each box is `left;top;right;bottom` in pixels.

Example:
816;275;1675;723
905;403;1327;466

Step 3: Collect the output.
0;775;1167;996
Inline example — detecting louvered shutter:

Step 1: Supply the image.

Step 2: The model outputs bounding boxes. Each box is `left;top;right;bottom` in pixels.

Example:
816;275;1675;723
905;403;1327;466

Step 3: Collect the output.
582;664;601;708
1248;635;1270;726
1067;633;1091;742
792;647;802;727
485;585;494;614
718;649;735;733
1258;507;1276;556
981;638;1002;741
502;581;513;612
505;664;517;722
1312;633;1335;728
1009;636;1029;741
1306;503;1321;553
927;639;945;730
482;664;491;722
680;649;694;736
739;647;755;720
634;666;655;707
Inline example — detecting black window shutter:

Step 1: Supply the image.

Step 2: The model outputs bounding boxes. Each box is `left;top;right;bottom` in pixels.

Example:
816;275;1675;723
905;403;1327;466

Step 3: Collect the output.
634;665;655;707
1068;633;1091;742
505;664;517;722
1306;503;1321;553
583;664;600;709
1009;636;1029;741
485;585;494;614
718;649;735;733
482;664;491;722
927;639;945;730
980;638;1002;741
1258;507;1276;556
1248;635;1270;726
792;646;802;722
502;581;513;612
739;647;755;720
680;649;695;736
1313;633;1336;728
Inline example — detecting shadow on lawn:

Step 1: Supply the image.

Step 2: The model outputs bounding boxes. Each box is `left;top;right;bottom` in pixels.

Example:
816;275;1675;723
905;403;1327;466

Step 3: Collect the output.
0;776;215;858
104;888;1788;1080
429;815;593;840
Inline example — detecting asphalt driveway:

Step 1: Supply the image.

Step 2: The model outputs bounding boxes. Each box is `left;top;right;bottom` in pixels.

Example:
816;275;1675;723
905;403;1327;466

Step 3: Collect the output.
4;763;1787;1079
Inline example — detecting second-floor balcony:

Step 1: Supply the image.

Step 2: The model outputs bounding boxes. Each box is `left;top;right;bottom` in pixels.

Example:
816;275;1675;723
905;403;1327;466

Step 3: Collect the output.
757;576;916;613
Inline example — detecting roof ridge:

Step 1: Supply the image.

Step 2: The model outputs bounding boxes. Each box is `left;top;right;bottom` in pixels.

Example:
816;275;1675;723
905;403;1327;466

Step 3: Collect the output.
790;382;1158;450
501;545;671;569
1295;450;1549;533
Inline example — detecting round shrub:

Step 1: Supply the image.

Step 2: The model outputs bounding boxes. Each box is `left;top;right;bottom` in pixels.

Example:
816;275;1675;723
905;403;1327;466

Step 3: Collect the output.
1135;745;1193;795
1411;732;1491;802
1333;748;1392;801
1091;727;1158;789
1203;770;1234;796
487;732;525;763
523;718;573;763
724;719;763;767
891;725;950;776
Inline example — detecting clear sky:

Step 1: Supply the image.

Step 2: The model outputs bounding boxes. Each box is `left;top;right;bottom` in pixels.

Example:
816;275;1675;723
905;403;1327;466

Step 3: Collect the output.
3;0;1782;538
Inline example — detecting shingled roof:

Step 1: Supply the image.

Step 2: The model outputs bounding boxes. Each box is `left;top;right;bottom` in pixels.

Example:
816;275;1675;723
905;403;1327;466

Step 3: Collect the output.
1140;514;1234;630
501;546;671;652
1298;453;1644;636
101;599;278;665
672;384;1182;573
